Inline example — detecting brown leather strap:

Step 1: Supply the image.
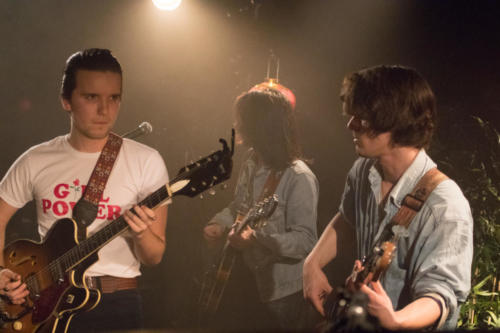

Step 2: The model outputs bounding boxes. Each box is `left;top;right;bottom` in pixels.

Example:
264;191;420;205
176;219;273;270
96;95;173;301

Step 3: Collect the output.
85;276;138;294
236;169;282;221
73;133;123;241
391;168;448;228
257;170;282;202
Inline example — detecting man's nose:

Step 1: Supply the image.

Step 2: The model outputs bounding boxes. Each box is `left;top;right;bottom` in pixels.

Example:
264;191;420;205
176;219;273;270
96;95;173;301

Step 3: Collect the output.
97;98;109;114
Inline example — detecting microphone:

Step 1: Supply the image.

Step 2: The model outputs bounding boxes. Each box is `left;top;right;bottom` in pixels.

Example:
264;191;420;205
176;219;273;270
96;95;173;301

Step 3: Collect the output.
121;121;153;139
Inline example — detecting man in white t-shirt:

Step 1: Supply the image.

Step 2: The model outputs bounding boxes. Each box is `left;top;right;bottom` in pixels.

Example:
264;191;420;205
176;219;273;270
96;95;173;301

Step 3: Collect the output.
0;48;169;331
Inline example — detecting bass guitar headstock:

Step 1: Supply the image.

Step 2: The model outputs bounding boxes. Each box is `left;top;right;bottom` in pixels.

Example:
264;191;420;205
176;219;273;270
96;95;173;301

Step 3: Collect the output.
351;240;396;287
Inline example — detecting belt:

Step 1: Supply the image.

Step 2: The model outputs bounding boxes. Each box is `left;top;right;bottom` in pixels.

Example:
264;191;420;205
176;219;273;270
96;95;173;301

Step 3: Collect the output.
85;275;138;294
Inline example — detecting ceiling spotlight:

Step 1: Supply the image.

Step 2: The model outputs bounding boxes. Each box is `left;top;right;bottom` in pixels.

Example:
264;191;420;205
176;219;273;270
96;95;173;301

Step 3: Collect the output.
152;0;182;11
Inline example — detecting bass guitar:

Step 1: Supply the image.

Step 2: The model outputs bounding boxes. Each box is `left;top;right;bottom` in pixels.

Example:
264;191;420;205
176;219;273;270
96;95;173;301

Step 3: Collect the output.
0;136;234;333
323;226;401;332
198;195;278;322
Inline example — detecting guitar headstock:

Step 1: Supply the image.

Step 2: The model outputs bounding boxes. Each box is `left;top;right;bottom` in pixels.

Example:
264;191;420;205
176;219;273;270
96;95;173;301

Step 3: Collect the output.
247;195;279;229
352;240;396;286
171;132;234;198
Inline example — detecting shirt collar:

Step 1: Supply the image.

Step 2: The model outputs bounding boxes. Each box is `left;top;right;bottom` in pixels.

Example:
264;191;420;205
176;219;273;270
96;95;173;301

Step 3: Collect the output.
368;149;436;208
390;149;437;207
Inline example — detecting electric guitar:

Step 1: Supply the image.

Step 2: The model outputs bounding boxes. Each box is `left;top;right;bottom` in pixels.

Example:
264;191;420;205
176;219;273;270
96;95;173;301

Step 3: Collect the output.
198;195;278;323
323;227;399;332
0;136;234;333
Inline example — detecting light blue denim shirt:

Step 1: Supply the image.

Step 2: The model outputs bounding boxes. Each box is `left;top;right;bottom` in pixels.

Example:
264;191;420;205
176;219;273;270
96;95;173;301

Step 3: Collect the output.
339;150;473;330
210;154;319;302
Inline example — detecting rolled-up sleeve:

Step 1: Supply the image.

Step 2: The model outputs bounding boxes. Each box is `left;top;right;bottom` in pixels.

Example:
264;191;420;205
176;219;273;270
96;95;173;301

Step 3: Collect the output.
412;219;472;310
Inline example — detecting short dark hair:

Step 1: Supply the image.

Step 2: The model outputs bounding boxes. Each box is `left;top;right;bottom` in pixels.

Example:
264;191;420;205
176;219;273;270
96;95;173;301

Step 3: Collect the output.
60;48;122;100
235;89;302;171
340;65;436;149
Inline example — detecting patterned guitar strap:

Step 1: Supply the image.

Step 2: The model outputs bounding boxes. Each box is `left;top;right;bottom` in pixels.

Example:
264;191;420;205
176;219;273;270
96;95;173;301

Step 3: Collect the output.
72;132;123;241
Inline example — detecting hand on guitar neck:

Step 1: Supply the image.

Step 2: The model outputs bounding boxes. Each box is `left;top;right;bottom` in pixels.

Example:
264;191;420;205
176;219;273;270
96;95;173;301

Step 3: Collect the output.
123;205;159;239
346;240;396;291
344;259;365;292
203;220;256;250
321;240;397;331
227;223;255;249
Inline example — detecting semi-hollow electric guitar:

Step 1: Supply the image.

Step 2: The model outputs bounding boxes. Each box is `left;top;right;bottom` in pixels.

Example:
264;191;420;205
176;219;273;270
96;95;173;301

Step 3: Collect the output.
0;136;234;333
198;195;278;323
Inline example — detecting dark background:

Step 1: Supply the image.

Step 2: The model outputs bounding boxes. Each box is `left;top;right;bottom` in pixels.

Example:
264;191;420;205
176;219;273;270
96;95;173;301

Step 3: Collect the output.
1;0;499;329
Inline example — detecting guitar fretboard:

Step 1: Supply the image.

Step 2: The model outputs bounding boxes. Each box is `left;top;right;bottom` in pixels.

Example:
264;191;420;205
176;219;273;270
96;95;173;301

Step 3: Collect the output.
63;185;170;270
23;185;170;294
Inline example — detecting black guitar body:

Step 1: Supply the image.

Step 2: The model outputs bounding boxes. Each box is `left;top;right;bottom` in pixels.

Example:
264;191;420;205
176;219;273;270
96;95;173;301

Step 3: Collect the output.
197;195;278;326
321;286;380;333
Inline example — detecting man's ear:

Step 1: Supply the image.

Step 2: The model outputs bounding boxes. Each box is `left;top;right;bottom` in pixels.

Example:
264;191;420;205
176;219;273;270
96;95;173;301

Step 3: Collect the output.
61;97;71;112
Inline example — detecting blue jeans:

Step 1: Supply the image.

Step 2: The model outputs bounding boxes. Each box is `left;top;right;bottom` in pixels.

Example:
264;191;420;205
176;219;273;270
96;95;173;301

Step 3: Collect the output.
68;289;143;332
264;290;310;331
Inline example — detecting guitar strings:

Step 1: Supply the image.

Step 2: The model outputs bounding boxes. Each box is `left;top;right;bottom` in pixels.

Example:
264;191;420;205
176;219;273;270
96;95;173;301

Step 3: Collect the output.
23;152;224;298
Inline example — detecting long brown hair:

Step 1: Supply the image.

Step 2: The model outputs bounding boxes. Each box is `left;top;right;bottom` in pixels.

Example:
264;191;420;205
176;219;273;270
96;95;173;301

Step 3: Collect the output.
235;88;302;171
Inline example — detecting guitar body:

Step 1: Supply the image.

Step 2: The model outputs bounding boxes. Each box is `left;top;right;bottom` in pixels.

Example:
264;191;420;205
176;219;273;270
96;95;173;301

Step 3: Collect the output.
198;195;278;324
322;240;396;332
1;137;235;332
198;247;237;321
1;218;100;333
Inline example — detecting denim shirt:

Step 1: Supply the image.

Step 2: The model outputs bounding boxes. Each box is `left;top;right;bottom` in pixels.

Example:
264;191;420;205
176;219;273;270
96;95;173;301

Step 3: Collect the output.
339;150;473;330
209;155;319;302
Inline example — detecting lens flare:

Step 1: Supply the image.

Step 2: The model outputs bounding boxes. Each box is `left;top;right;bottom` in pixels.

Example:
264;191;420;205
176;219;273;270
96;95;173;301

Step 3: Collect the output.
152;0;182;11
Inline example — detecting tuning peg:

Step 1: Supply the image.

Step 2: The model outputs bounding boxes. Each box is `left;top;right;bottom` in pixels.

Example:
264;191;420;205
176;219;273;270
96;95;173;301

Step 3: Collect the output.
208;188;216;195
373;246;384;256
199;194;204;199
220;183;228;190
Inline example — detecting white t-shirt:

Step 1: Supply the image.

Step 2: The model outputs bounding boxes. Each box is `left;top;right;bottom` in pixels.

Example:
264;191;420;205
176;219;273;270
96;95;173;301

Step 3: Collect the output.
0;135;169;278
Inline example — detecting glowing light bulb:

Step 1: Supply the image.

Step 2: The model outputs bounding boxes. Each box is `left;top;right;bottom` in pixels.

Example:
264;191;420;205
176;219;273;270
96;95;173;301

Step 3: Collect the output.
152;0;182;11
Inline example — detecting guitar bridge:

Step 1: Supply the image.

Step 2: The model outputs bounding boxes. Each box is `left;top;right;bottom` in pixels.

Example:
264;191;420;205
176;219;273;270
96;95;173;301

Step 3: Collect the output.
66;294;75;304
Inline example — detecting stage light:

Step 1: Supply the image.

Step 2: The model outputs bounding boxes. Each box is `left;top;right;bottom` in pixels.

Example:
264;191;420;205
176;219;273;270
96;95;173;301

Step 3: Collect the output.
152;0;182;11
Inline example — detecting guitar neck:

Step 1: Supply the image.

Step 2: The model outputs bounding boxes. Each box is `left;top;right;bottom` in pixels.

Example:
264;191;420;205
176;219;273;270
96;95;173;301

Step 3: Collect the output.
61;183;171;271
354;234;399;285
